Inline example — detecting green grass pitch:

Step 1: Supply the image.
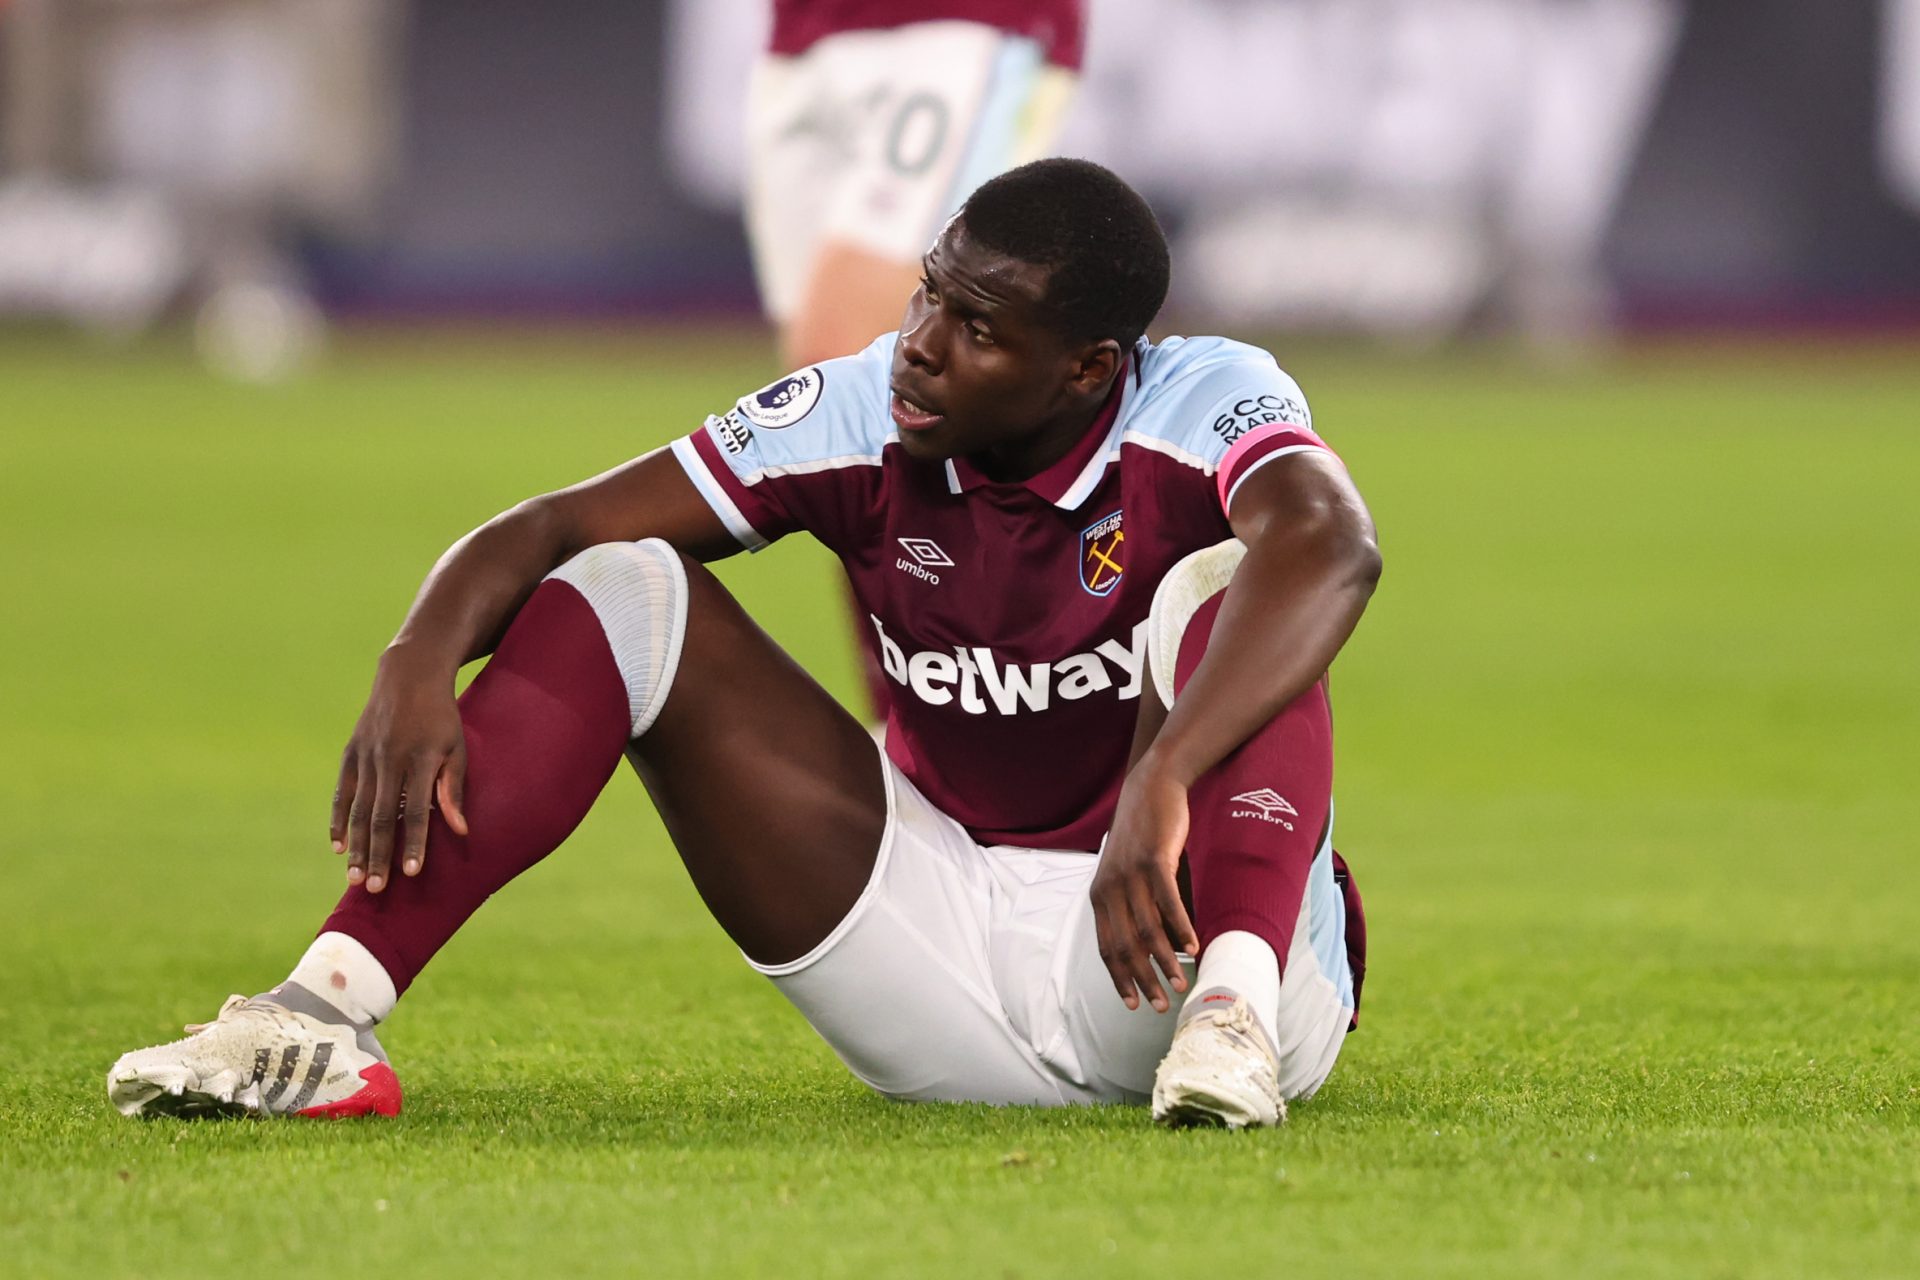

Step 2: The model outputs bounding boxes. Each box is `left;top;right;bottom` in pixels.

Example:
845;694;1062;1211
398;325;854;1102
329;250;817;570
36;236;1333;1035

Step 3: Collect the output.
1;328;1915;1278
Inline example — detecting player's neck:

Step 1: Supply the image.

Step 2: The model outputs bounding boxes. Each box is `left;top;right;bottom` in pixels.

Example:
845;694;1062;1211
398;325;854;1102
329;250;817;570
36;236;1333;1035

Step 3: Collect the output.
971;373;1120;484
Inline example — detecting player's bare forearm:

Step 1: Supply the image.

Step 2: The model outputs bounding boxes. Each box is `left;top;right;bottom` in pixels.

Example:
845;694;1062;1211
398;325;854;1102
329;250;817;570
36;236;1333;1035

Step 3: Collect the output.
331;448;737;890
384;450;739;675
381;500;571;678
1094;451;1378;1010
1138;452;1380;789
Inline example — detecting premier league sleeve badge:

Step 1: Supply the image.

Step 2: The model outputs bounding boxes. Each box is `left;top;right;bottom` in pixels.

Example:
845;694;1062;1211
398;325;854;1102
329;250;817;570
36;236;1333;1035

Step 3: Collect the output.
736;367;825;429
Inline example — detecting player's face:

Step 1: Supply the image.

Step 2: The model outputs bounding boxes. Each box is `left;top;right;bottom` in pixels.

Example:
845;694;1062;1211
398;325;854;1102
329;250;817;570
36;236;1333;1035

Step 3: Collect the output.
889;224;1121;477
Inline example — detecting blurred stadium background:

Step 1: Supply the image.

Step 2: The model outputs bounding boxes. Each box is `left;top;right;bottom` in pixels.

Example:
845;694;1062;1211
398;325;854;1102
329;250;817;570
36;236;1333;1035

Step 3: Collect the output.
3;4;1916;1277
5;0;1920;359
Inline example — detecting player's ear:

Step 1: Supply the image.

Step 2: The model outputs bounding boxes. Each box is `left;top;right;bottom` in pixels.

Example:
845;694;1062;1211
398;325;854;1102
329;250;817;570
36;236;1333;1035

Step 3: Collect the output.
1067;339;1124;396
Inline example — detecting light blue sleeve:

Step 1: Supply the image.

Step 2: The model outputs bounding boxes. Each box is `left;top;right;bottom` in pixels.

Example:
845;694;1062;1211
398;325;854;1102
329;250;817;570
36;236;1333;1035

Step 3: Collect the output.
1126;336;1316;474
669;333;896;551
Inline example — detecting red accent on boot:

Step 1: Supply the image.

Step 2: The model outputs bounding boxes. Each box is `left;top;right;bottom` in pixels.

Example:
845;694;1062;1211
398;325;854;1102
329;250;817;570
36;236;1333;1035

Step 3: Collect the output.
297;1062;404;1118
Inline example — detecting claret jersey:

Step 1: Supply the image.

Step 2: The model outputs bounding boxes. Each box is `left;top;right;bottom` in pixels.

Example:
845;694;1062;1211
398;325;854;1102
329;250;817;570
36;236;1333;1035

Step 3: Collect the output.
672;333;1335;852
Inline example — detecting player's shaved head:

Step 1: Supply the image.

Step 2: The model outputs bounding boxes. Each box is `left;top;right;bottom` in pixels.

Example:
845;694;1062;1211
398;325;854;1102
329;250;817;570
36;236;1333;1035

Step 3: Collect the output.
957;158;1170;350
890;161;1168;483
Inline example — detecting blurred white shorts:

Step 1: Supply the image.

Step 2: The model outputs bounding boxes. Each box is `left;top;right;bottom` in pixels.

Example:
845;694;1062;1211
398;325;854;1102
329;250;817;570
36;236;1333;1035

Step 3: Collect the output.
743;20;1076;321
749;750;1354;1106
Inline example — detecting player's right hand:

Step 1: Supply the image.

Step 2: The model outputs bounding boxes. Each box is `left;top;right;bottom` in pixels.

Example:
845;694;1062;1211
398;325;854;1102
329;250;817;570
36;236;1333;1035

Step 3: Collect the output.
1092;760;1198;1014
330;650;470;894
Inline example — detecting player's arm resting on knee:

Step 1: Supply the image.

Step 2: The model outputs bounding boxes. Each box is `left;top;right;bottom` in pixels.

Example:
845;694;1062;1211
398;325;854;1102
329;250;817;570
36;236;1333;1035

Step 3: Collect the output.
1090;452;1382;1011
331;451;739;892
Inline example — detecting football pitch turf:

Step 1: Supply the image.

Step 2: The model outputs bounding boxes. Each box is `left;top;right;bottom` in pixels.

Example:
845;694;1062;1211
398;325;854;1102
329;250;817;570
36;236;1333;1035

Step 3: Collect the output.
2;328;1914;1277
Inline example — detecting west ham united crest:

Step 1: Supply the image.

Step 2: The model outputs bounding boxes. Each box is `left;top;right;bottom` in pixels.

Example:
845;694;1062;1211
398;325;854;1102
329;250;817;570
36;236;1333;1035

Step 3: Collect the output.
1080;510;1126;597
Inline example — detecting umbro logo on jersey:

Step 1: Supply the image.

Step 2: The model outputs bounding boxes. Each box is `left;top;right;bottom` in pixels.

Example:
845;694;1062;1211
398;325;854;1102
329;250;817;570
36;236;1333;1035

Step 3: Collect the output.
895;537;953;584
897;537;953;567
1230;789;1298;829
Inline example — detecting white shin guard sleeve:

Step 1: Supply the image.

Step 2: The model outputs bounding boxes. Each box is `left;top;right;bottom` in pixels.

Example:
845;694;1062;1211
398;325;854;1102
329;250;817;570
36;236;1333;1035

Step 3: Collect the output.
546;539;690;738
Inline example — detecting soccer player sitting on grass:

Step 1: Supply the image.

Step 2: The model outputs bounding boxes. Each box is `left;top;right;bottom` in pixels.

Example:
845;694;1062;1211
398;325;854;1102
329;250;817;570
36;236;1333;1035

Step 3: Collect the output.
109;159;1380;1129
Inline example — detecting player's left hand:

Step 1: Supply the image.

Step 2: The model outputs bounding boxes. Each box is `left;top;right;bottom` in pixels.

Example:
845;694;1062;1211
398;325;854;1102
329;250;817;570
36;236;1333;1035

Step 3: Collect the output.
1091;761;1198;1013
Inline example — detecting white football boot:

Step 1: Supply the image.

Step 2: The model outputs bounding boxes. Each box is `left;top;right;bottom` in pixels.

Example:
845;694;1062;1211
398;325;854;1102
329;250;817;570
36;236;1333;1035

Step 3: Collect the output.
107;983;402;1119
1151;991;1285;1129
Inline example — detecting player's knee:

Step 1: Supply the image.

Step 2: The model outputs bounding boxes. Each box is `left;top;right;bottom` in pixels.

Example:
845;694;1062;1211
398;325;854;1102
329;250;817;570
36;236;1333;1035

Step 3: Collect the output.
545;539;689;737
1146;540;1241;708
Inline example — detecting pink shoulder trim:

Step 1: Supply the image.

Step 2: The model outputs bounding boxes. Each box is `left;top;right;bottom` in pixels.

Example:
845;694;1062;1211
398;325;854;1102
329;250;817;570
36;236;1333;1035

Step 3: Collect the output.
1215;423;1332;514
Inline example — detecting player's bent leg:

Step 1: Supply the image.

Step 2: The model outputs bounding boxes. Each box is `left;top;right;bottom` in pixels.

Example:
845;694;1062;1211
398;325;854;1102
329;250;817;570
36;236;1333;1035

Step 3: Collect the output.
694;537;1359;1117
331;538;887;984
1138;541;1358;1128
741;760;1089;1105
313;541;675;999
108;543;664;1118
609;557;1099;1102
110;539;891;1117
622;552;887;965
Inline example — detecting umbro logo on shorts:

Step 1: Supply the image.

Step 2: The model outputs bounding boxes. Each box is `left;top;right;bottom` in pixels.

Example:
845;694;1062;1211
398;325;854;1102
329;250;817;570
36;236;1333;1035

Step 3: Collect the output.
1229;788;1298;829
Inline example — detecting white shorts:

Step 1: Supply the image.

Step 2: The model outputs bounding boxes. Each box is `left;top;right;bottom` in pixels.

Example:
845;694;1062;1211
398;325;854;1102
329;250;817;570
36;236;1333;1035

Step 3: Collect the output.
750;749;1356;1106
743;20;1077;321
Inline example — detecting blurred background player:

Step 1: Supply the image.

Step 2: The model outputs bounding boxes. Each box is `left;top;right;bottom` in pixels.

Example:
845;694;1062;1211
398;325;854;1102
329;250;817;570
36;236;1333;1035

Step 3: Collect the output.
745;0;1083;371
742;0;1085;719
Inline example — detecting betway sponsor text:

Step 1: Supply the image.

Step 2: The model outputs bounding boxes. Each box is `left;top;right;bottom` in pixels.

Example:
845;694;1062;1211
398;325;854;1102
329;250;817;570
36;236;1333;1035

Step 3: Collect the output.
870;616;1147;715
